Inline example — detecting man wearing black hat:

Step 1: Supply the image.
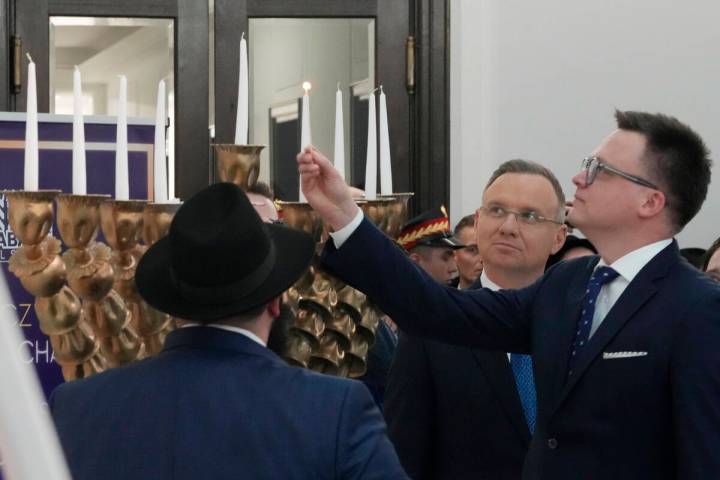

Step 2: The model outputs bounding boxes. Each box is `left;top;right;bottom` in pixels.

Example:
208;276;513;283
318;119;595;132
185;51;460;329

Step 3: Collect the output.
49;183;407;480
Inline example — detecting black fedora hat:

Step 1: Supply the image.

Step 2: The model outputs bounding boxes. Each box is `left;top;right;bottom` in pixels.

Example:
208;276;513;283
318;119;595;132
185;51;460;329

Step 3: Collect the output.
136;182;314;322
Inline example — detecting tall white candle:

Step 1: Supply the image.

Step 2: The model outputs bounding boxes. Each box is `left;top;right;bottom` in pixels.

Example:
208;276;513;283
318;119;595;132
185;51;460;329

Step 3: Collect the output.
72;66;87;195
234;32;249;145
153;79;168;202
364;88;377;200
0;272;73;480
333;83;346;181
115;75;129;200
299;81;312;202
24;54;38;191
379;85;393;195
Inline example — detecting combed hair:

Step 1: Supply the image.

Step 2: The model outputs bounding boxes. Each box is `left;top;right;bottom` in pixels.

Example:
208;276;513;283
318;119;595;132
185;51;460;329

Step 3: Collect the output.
454;214;475;235
615;110;712;232
485;159;566;221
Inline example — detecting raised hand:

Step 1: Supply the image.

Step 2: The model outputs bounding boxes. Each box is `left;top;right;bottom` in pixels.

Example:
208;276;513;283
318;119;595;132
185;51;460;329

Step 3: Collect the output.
297;146;360;231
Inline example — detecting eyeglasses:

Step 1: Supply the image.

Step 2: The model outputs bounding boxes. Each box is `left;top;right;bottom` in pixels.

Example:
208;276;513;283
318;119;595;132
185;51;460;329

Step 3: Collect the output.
581;157;659;190
478;205;563;226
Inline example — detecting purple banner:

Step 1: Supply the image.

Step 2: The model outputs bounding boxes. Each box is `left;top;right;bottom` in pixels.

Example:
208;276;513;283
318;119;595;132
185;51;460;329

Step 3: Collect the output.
0;113;155;408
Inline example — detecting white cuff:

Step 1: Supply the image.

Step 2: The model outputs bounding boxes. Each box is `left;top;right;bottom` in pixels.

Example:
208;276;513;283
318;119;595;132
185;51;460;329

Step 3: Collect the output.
329;207;364;249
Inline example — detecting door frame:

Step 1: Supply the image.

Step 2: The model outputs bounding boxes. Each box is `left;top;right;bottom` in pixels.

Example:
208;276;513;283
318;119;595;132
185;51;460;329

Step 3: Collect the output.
10;0;208;200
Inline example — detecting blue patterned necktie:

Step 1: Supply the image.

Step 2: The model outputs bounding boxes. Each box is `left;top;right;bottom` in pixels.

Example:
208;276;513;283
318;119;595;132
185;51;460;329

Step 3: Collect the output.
511;353;536;433
567;266;620;377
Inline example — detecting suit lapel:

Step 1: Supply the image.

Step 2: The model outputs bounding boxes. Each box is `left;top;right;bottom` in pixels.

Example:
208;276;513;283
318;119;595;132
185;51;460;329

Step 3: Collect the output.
552;242;678;412
471;349;531;444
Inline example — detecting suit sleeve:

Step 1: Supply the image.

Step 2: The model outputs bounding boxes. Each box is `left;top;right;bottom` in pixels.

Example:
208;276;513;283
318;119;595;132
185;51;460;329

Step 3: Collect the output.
384;334;436;480
671;294;720;478
335;381;409;479
322;218;538;353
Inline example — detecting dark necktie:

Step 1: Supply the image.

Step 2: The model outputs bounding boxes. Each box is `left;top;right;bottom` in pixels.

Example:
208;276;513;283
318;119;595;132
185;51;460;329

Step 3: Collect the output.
567;266;619;377
511;353;536;433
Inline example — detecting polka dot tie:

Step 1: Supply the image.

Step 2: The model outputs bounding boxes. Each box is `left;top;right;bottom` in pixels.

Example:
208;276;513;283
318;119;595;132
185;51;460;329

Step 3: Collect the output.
511;353;537;433
567;266;619;377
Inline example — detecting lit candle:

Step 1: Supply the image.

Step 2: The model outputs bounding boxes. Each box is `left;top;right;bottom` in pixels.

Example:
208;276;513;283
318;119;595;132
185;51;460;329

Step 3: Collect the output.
72;66;86;195
379;85;393;195
115;75;129;200
299;81;312;202
234;32;248;145
333;82;346;181
153;79;168;202
364;88;377;200
24;54;38;191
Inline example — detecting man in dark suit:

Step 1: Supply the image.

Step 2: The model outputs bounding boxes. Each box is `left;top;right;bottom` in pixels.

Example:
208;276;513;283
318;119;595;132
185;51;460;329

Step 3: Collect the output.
50;183;407;480
297;110;720;479
385;161;567;479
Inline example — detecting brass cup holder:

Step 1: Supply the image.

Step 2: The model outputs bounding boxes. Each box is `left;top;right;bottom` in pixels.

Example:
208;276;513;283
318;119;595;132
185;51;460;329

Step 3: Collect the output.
2;190;61;249
276;201;327;244
213;144;265;191
142;201;182;246
377;192;414;239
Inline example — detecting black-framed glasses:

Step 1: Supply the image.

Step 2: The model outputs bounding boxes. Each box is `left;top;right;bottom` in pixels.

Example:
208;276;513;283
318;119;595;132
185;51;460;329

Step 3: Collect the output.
478;205;564;226
581;156;659;190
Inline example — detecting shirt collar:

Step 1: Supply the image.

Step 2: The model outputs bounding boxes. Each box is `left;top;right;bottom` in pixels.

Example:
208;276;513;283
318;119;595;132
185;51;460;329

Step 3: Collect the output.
596;238;673;283
480;270;502;292
180;323;266;347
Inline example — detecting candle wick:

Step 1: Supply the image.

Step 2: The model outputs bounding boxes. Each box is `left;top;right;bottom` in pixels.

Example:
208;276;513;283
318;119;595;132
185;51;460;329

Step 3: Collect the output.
371;87;379;94
241;32;246;40
337;81;341;91
26;53;33;63
380;84;384;93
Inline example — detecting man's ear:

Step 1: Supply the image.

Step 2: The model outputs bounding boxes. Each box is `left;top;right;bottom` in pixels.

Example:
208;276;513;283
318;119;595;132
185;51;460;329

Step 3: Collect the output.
409;252;422;265
638;190;666;219
549;224;568;256
267;297;281;317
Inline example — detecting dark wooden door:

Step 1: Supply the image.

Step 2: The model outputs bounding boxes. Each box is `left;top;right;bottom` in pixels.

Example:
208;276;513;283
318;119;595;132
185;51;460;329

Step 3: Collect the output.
10;0;209;200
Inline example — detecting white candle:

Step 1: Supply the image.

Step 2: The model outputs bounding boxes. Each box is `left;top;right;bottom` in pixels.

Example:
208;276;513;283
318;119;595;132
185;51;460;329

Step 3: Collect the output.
234;32;249;145
379;85;393;195
24;54;38;191
364;88;377;200
333;83;346;181
72;66;86;195
153;79;168;203
115;75;129;200
0;273;73;480
299;81;312;202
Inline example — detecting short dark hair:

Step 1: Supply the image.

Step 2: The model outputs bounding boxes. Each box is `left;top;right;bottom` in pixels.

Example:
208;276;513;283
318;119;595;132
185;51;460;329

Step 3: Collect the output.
248;181;274;200
615;110;712;232
485;159;566;220
454;214;475;235
703;237;720;272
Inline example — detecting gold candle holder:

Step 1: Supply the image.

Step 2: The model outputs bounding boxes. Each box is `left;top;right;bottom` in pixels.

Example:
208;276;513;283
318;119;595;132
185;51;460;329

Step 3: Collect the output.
137;202;182;354
213;144;265;190
3;190;104;380
99;199;147;366
276;201;327;244
377;192;414;239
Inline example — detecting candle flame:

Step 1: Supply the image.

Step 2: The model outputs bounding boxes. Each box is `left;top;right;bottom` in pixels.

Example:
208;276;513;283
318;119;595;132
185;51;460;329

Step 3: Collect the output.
241;31;246;40
26;53;33;63
302;81;312;93
380;84;384;93
337;81;341;91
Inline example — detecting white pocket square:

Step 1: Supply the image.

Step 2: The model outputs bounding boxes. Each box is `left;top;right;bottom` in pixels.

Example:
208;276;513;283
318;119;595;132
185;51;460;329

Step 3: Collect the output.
603;351;648;359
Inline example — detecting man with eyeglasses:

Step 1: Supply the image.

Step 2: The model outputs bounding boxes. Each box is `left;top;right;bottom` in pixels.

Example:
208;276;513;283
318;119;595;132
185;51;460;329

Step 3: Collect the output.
385;160;567;479
298;109;720;479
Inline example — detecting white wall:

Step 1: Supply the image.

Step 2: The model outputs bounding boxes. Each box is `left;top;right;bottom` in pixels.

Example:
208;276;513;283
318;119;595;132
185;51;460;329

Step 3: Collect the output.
450;0;720;248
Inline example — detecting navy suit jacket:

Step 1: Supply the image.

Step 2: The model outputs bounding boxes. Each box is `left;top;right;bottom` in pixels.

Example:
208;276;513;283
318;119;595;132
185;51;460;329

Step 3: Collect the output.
321;218;720;480
385;331;530;480
50;326;408;480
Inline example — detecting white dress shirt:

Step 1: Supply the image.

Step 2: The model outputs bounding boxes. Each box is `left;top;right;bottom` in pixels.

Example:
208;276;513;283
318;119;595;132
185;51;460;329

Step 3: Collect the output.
181;322;266;347
589;238;672;338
